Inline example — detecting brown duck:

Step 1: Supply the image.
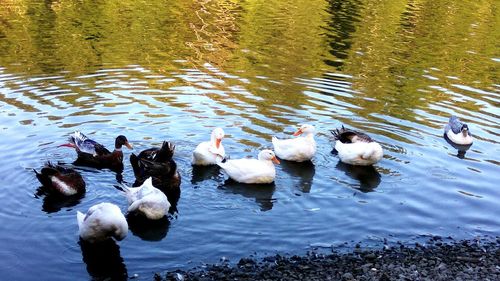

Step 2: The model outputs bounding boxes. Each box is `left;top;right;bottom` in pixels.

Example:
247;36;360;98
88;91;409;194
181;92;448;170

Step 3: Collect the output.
34;162;86;196
61;131;132;173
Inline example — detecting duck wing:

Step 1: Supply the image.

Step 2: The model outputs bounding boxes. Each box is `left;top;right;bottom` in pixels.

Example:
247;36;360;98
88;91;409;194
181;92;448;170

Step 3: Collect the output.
69;132;101;154
153;141;175;162
448;116;463;134
330;126;373;143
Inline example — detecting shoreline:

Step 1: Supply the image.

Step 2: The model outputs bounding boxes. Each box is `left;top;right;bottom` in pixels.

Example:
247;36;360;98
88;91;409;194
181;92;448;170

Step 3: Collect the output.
155;236;500;281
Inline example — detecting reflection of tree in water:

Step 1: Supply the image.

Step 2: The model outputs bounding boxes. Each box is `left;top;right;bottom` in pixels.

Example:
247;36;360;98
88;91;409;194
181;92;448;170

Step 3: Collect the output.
127;214;171;242
35;187;84;214
79;238;127;281
324;0;361;69
335;161;381;192
279;160;315;193
183;0;240;65
443;134;472;159
219;179;276;212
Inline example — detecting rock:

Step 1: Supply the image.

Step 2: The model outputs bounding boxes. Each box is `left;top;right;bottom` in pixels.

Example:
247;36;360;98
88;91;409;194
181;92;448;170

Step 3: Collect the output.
157;237;500;281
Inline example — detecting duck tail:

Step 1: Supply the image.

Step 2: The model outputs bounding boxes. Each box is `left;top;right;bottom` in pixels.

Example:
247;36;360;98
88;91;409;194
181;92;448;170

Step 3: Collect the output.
155;141;175;162
271;136;279;145
330;125;346;141
76;211;85;230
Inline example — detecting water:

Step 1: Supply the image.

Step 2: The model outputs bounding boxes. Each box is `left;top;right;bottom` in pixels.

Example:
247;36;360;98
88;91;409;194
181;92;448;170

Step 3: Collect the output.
0;0;499;280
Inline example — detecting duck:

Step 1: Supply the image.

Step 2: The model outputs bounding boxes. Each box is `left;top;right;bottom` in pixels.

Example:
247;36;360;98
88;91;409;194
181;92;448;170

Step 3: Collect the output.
272;124;316;162
444;115;473;145
192;127;225;165
217;149;280;184
130;141;181;211
330;126;383;166
77;202;128;243
34;162;86;196
61;131;133;172
117;177;170;220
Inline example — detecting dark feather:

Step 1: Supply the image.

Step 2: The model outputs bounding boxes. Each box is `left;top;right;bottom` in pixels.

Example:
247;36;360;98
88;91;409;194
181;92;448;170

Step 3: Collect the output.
330;125;374;143
130;141;180;213
71;135;129;173
34;162;86;195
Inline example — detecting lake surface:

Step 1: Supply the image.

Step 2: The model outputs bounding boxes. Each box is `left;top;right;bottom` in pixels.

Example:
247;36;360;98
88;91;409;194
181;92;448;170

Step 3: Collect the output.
0;0;499;280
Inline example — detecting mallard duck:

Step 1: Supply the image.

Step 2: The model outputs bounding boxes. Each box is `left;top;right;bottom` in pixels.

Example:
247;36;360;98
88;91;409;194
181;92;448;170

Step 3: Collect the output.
62;131;133;172
34;162;86;196
130;141;181;211
272;124;316;162
330;126;383;166
444;116;473;145
217;149;280;184
77;202;128;243
118;177;170;220
192;127;225;165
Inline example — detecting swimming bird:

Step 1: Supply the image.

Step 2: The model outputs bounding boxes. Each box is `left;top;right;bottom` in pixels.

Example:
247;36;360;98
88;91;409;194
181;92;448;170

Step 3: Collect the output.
62;131;133;172
192;127;225;165
330;126;383;166
217;149;280;184
118;177;170;220
444;116;473;145
272;124;316;162
130;141;181;211
77;202;128;243
34;162;86;196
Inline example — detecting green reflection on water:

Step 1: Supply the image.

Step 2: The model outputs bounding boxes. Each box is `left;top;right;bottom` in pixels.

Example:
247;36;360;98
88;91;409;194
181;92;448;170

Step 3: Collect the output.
0;0;498;129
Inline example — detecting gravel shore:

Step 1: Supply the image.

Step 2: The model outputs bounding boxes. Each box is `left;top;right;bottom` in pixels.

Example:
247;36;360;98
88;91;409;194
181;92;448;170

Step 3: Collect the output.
155;236;500;281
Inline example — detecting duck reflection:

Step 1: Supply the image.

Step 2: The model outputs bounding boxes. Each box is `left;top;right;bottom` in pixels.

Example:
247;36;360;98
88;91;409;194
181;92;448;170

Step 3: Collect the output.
35;188;84;214
79;238;127;281
335;161;381;192
219;179;276;211
127;213;170;241
279;160;316;193
444;134;472;159
191;165;221;184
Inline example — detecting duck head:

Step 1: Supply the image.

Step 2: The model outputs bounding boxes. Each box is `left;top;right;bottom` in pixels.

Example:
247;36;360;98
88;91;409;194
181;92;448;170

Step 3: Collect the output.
115;135;133;150
293;124;315;136
461;124;469;137
258;150;280;164
211;128;225;149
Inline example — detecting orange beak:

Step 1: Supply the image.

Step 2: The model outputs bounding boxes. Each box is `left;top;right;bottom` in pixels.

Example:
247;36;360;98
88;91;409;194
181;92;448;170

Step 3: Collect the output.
125;142;133;149
293;129;303;136
272;156;280;164
215;138;222;149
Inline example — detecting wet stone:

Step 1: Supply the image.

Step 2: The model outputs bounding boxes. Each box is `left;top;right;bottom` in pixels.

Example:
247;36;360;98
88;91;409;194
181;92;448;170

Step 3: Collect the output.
157;237;500;281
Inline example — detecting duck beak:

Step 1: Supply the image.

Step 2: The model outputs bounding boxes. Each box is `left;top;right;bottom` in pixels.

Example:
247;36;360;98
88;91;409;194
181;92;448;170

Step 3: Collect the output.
293;129;303;136
125;142;133;149
58;143;76;148
215;138;222;149
272;156;280;164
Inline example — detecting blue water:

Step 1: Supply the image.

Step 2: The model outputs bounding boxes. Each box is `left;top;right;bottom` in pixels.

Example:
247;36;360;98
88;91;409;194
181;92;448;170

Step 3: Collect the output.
0;0;499;280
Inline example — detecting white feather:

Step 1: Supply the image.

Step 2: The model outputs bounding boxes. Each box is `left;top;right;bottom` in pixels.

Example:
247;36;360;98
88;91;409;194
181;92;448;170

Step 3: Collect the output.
335;140;383;166
77;203;128;243
121;178;170;220
272;124;316;162
217;150;278;184
192;128;225;165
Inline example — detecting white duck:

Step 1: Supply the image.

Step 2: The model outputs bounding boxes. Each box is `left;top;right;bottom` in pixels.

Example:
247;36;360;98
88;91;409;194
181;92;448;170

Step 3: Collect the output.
217;149;280;184
192;127;225;165
77;202;128;243
444;116;473;145
272;124;316;162
119;177;170;220
331;126;383;166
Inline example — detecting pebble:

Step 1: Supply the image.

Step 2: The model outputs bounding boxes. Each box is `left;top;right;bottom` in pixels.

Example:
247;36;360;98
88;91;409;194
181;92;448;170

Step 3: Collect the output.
157;237;500;281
